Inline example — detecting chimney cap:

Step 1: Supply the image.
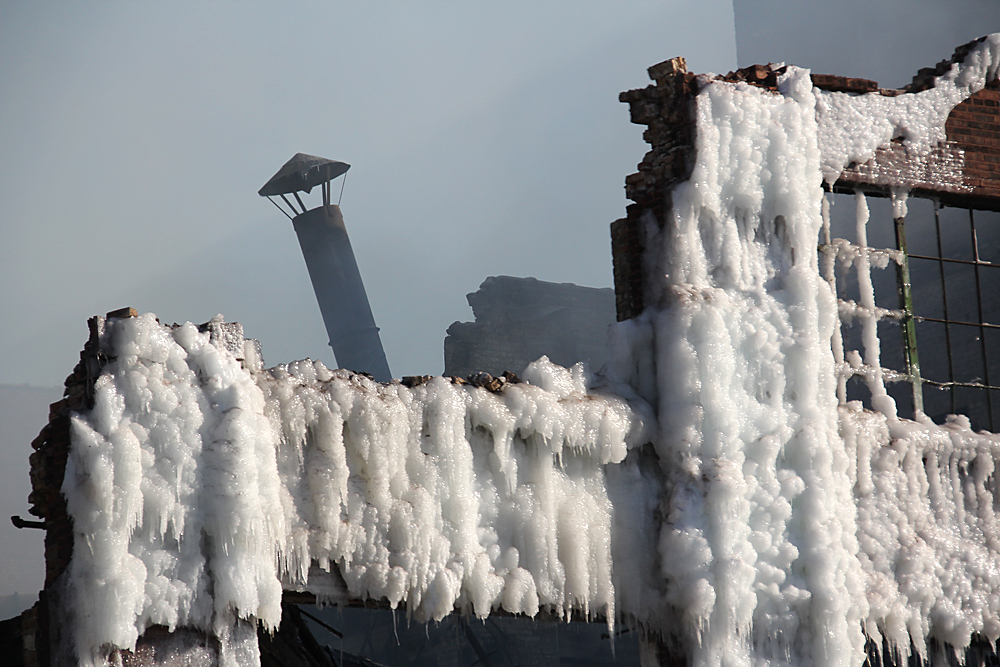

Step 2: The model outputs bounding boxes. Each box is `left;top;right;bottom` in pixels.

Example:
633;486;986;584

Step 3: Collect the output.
258;153;350;197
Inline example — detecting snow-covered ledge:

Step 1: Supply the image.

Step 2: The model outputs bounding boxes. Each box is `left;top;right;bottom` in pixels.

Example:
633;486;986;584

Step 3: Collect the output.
61;313;654;667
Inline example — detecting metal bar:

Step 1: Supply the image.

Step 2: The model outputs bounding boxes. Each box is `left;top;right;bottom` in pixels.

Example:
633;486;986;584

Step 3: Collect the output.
895;213;923;413
293;191;308;214
11;515;45;529
922;378;1000;390
907;254;999;267
821;248;998;269
935;201;957;414
266;195;294;221
280;193;300;216
913;316;1000;330
297;607;343;638
461;617;496;667
970;208;994;430
818;245;902;270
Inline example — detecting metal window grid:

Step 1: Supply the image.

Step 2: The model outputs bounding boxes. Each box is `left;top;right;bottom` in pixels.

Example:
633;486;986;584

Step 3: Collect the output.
821;193;1000;432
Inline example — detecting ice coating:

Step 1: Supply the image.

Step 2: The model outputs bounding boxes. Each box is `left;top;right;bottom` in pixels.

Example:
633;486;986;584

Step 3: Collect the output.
844;406;1000;662
64;317;286;667
815;34;1000;184
625;65;869;667
63;314;654;667
57;31;1000;667
261;354;653;623
605;31;1000;667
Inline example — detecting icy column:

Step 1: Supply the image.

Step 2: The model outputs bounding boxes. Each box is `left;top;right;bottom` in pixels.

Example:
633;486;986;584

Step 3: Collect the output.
649;68;866;667
852;192;898;417
64;315;285;667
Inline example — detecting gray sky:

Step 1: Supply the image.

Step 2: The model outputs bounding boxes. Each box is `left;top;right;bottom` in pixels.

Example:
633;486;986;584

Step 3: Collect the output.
0;384;59;604
0;1;737;388
734;0;998;89
0;1;737;603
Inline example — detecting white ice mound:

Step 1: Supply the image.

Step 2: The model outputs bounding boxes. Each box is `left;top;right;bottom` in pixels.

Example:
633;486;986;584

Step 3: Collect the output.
816;34;1000;184
62;313;654;667
642;64;868;667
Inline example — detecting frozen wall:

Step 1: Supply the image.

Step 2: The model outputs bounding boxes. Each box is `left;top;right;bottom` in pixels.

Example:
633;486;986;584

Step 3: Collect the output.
61;314;653;667
54;31;1000;667
606;33;1000;667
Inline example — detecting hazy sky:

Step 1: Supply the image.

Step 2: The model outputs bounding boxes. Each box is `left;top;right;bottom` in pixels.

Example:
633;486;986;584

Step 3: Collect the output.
0;384;59;602
0;1;737;602
734;0;999;90
0;2;737;389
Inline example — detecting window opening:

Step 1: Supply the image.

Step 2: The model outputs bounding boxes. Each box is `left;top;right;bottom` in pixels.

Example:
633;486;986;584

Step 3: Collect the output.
908;205;1000;430
823;191;1000;432
821;192;913;415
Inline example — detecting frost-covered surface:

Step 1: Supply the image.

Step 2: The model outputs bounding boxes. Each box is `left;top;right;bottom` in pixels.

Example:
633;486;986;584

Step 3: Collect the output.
58;32;1000;667
262;357;653;622
844;406;1000;660
601;32;1000;667
815;34;1000;184
63;314;653;667
618;64;869;667
64;318;285;667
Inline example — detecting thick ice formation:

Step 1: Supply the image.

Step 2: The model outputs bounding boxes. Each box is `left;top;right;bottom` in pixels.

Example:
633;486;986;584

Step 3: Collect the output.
845;407;1000;660
815;34;1000;184
58;32;1000;667
63;314;653;667
621;65;868;667
64;317;286;667
603;33;1000;667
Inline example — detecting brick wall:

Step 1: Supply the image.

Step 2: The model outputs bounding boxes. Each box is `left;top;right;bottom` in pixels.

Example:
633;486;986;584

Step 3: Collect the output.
834;37;1000;207
613;56;698;321
835;82;1000;205
945;83;1000;202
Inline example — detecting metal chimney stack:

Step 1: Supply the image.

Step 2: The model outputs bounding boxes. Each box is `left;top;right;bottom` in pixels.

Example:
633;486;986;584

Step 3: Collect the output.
259;153;392;382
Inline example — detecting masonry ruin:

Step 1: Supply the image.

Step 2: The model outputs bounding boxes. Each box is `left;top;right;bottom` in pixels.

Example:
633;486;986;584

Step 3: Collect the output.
5;34;1000;667
443;276;615;381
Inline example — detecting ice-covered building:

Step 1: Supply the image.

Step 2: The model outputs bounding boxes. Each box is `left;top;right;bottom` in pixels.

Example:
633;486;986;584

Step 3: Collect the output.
6;34;1000;667
611;34;1000;667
